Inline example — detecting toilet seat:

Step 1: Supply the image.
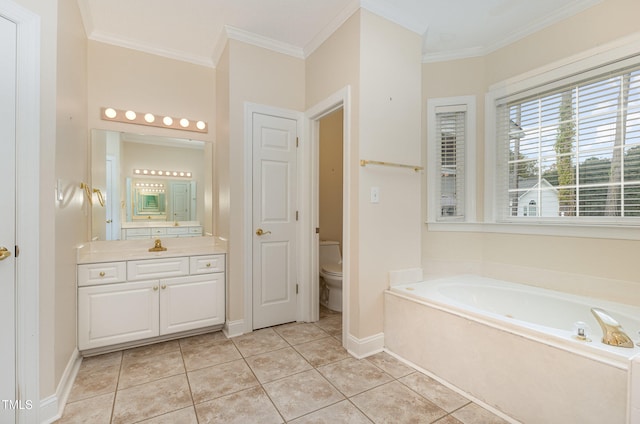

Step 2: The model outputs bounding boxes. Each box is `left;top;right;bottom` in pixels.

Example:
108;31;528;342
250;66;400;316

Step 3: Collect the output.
321;263;342;277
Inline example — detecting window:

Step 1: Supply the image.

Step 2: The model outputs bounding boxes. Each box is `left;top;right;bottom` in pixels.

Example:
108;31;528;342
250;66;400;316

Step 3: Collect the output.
427;97;476;222
494;61;640;223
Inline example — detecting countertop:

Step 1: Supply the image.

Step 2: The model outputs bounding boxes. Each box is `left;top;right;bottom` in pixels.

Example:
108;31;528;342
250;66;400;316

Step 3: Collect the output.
77;236;227;264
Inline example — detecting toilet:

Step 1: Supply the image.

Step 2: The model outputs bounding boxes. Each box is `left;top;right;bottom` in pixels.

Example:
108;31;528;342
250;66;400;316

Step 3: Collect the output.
319;240;342;312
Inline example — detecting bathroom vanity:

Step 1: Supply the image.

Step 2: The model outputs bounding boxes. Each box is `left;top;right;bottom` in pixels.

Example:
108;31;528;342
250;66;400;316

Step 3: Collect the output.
120;221;203;240
76;237;225;353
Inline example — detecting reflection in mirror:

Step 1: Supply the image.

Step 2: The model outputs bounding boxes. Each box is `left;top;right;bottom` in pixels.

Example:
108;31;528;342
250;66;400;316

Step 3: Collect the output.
91;129;209;241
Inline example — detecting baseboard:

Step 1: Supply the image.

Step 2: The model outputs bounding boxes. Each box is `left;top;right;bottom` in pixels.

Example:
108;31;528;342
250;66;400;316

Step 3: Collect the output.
223;319;245;338
346;332;384;359
39;348;82;424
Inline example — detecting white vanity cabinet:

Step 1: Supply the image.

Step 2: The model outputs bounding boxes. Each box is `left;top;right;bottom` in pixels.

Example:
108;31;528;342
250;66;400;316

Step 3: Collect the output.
77;254;225;351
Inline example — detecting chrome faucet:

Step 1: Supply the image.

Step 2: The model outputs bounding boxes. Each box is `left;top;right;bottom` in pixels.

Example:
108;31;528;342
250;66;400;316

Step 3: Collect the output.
591;308;634;348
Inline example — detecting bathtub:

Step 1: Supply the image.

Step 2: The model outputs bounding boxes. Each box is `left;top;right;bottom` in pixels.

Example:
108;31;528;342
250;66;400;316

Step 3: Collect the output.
383;275;640;424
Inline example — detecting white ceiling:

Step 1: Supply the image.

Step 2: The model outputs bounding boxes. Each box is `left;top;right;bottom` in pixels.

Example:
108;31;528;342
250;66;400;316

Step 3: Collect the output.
77;0;602;67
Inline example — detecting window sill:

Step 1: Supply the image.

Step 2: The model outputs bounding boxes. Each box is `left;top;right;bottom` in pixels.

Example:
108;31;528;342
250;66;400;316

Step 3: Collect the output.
425;221;640;241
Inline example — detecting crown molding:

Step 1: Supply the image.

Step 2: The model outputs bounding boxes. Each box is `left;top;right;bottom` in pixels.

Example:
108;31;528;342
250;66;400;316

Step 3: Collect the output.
422;0;603;63
224;26;305;60
89;30;215;68
303;0;360;57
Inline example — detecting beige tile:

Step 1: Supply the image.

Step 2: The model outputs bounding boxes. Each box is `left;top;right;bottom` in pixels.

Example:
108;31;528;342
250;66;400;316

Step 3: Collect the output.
179;330;228;350
399;372;470;412
366;352;414;378
293;336;349;367
57;392;114;424
123;339;181;360
195;386;283;424
317;357;393;397
67;359;120;403
79;351;123;371
263;369;344;421
289;400;372;424
319;306;340;320
231;327;289;357
245;346;313;383
451;403;510;424
118;349;185;389
188;358;259;403
112;374;192;424
136;406;198;424
351;381;447;424
274;322;330;345
181;338;242;371
314;315;342;338
434;415;464;424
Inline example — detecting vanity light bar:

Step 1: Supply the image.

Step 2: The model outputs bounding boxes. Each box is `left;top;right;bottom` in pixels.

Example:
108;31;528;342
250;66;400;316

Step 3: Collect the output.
101;107;208;133
133;169;192;178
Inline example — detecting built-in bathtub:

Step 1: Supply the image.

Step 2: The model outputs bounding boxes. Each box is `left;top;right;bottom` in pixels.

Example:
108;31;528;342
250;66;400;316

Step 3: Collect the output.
384;275;640;424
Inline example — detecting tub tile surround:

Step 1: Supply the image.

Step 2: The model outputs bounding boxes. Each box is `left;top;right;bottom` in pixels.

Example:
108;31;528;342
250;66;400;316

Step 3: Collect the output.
384;290;630;424
58;310;509;423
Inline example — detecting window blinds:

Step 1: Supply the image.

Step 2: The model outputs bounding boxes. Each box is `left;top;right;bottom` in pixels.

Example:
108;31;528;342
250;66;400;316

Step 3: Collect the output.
435;105;466;220
495;63;640;221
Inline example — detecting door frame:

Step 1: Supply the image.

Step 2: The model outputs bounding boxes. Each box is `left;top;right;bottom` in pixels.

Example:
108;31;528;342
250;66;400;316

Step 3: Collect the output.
1;1;40;421
243;103;304;333
304;87;351;347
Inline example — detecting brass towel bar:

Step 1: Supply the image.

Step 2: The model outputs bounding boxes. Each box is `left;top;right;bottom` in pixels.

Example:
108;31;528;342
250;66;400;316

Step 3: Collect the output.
360;159;423;172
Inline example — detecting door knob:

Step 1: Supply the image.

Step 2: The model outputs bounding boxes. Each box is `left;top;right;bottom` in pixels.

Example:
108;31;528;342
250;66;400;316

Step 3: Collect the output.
0;247;11;261
256;228;272;236
106;219;112;224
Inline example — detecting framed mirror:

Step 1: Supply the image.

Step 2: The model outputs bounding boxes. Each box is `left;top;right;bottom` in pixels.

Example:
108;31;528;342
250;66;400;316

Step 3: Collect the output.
90;129;211;240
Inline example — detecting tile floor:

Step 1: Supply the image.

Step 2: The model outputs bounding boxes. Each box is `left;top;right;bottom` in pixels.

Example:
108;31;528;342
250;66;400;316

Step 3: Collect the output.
58;308;509;423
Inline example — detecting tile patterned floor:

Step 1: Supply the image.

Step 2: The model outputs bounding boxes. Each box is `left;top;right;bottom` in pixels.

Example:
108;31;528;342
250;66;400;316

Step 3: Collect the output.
58;309;509;423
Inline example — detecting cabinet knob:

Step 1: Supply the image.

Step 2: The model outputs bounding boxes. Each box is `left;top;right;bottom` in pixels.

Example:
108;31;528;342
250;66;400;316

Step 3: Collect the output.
153;286;158;291
205;263;211;267
99;272;105;277
161;284;167;290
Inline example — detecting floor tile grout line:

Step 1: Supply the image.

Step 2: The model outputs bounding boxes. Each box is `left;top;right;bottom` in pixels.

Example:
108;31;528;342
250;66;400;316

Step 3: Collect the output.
178;339;200;424
110;351;124;424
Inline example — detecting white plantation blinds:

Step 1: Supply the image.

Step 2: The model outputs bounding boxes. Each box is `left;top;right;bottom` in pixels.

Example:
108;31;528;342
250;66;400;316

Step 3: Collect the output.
435;105;466;220
495;63;640;221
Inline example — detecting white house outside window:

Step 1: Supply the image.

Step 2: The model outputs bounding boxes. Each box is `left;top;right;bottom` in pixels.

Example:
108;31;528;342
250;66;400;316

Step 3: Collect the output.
495;62;640;223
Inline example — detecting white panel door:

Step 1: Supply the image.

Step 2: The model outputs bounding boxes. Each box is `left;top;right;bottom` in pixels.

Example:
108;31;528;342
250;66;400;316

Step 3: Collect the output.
0;14;17;421
252;113;298;329
170;181;190;221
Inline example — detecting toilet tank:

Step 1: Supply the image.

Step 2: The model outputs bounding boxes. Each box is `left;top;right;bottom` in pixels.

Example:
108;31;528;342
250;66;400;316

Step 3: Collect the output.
319;240;341;267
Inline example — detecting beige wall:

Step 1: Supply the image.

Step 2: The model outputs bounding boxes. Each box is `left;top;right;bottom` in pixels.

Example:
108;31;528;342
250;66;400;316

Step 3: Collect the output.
218;40;305;322
307;10;423;339
422;0;640;305
319;108;344;247
357;10;422;337
306;11;362;334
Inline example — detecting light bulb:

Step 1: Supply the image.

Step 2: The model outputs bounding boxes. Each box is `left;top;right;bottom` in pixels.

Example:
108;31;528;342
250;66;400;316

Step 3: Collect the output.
163;116;173;126
179;118;189;128
104;108;117;119
196;121;206;130
125;110;137;120
144;113;155;123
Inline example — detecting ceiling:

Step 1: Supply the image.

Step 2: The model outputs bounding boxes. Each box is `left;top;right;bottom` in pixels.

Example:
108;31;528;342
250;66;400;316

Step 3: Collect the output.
77;0;603;67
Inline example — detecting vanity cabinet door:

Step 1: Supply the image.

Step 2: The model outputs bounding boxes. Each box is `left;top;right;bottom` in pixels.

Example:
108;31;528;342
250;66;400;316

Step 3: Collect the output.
78;281;160;350
159;273;225;335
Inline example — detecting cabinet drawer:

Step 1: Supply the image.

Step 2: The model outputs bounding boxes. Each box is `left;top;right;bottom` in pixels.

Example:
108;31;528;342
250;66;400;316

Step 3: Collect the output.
151;228;167;236
188;226;203;235
78;262;126;287
125;228;152;237
167;227;189;235
190;255;225;274
128;257;189;281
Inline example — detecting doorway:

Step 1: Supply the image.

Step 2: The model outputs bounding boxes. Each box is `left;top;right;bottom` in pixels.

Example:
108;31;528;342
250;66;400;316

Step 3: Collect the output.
318;109;344;317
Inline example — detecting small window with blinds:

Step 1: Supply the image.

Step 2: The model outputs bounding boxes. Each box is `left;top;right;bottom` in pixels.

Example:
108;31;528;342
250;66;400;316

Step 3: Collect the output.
495;62;640;223
427;97;475;223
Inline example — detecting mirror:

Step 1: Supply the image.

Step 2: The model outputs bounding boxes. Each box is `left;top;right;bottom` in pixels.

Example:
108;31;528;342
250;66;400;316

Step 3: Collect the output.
91;129;211;241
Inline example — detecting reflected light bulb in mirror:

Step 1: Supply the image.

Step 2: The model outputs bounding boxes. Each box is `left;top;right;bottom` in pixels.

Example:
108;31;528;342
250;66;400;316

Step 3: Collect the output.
180;118;189;128
144;113;155;123
163;116;173;126
196;121;206;130
125;110;137;120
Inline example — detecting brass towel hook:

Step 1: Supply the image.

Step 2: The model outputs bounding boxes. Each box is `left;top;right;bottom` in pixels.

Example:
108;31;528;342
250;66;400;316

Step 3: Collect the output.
80;183;92;205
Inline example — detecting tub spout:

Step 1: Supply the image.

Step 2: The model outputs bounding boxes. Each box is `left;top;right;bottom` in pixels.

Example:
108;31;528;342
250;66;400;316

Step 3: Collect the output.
591;308;634;348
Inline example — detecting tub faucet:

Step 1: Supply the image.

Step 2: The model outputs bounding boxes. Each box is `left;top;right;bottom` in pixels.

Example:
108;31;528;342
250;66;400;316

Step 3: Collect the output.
591;308;634;348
